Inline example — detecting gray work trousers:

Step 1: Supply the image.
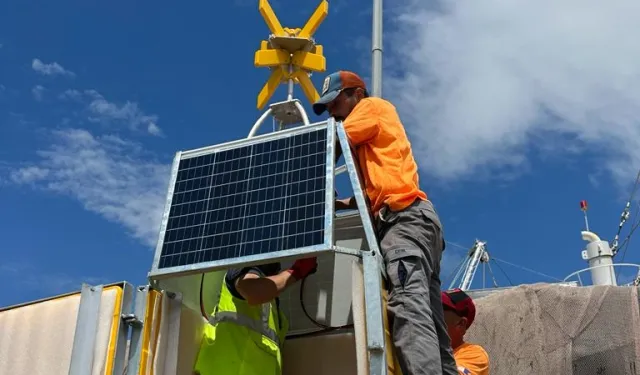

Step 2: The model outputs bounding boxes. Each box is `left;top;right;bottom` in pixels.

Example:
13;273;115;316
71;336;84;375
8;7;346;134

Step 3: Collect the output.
376;199;458;375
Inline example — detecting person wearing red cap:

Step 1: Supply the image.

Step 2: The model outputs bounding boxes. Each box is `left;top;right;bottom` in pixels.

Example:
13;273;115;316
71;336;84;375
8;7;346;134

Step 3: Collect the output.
441;289;490;375
314;70;458;375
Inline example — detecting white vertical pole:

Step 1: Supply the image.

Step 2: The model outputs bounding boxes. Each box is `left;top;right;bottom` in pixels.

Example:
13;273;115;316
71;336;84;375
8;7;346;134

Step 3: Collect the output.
371;0;383;97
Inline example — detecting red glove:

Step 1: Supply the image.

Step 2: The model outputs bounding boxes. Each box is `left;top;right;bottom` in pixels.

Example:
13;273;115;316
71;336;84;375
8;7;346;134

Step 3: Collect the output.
287;257;317;280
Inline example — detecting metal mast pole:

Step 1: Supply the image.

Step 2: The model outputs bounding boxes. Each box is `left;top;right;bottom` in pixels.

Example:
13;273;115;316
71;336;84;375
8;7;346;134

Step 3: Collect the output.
371;0;383;97
460;240;487;291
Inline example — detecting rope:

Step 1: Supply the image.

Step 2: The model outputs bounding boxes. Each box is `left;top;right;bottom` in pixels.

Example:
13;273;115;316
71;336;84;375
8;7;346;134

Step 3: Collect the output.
485;262;500;288
445;240;470;251
491;259;514;286
492;257;563;282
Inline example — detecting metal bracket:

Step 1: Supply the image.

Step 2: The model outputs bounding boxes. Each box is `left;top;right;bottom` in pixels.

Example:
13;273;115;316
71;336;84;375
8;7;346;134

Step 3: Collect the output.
68;284;103;375
161;291;183;374
112;282;135;375
126;286;149;375
270;99;310;126
269;35;315;53
335;120;386;278
122;313;143;328
362;251;388;375
248;99;310;138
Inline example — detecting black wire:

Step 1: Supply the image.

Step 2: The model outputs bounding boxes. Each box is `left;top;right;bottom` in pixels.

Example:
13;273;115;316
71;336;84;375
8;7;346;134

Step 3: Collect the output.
199;273;209;320
613;170;640;256
485;262;500;288
286;326;354;339
199;269;354;336
617;209;640;263
299;275;354;331
491;259;513;286
618;204;640;263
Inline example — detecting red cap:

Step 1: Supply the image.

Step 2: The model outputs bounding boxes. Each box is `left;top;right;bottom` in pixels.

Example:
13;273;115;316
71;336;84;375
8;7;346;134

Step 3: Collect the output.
313;71;368;115
442;288;476;328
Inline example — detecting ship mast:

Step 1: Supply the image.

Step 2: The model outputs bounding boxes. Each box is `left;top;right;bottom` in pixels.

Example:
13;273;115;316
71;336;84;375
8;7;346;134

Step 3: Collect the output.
459;240;489;290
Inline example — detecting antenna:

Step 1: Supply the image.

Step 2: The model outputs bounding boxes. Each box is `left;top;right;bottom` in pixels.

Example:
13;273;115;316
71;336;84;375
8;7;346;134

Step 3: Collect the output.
250;0;328;137
580;200;589;231
578;201;617;286
564;198;640;286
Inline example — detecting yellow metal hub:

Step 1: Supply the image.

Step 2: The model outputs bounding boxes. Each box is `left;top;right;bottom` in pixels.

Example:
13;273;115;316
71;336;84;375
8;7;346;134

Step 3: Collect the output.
255;0;328;110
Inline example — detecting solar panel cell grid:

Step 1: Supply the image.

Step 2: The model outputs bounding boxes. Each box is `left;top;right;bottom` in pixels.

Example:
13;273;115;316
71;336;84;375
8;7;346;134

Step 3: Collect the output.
158;128;328;269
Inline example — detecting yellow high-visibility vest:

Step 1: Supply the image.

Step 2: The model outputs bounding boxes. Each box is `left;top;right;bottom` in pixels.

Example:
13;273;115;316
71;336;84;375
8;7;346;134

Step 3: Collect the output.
194;276;289;375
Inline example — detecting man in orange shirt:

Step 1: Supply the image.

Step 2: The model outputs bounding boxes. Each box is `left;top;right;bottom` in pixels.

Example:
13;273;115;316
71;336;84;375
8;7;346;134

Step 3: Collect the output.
441;289;490;375
313;71;458;375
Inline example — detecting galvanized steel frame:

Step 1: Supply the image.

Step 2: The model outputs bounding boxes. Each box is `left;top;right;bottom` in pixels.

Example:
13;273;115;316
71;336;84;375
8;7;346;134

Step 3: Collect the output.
67;282;135;375
335;120;389;375
148;120;341;280
111;282;135;375
157;291;183;374
68;284;103;375
126;285;150;375
144;116;390;374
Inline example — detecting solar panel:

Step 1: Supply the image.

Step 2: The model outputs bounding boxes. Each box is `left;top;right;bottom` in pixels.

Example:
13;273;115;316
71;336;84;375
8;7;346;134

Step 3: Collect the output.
155;125;330;270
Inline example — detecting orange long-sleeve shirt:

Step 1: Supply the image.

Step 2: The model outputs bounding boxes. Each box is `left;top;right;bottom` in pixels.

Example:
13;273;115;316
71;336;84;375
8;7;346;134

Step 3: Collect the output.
342;97;427;215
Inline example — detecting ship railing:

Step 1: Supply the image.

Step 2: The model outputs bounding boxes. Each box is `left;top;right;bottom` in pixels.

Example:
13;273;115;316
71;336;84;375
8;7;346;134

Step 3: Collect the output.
563;263;640;286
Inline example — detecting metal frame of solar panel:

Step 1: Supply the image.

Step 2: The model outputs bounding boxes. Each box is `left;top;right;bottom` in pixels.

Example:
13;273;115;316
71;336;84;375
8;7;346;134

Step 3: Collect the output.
148;120;338;279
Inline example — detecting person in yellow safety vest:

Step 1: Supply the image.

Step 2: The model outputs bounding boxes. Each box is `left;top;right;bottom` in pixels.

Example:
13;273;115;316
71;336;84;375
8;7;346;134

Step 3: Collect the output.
193;257;318;375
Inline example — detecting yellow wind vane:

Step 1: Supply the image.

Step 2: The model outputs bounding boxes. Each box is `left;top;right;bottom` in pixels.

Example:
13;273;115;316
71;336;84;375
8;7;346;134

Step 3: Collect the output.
254;0;328;109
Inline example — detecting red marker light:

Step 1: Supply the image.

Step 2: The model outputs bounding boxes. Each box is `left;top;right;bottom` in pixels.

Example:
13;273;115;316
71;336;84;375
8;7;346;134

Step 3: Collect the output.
580;200;588;211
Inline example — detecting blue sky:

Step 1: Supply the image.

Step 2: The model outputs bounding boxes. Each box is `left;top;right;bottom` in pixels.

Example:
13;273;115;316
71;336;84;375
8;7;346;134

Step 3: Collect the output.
2;0;640;307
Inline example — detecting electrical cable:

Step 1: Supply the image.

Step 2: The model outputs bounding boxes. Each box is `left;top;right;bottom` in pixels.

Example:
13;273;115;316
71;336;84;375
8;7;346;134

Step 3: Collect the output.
612;169;640;255
299;274;354;331
616;219;640;263
617;201;640;263
199;273;209;320
198;269;354;337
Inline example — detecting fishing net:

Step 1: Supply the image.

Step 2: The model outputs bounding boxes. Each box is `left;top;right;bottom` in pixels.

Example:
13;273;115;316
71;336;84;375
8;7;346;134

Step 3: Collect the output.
465;283;640;375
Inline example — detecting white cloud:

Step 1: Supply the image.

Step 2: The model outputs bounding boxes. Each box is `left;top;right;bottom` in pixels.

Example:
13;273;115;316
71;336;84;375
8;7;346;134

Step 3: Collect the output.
32;85;44;101
31;58;75;77
147;122;161;136
10;129;171;247
10;165;49;183
387;0;640;186
59;89;82;101
61;89;162;136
